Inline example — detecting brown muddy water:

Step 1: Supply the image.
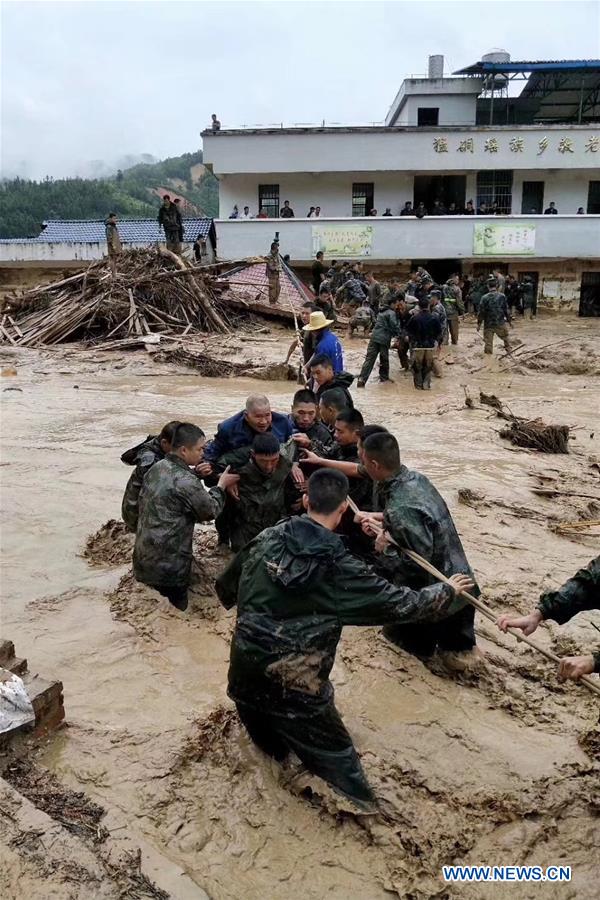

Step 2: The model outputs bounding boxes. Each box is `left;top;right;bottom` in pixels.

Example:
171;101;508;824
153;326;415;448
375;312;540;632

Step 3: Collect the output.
1;316;599;899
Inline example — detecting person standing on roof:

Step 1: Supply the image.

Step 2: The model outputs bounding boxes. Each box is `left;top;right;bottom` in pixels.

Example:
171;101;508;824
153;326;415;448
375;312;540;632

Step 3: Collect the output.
158;195;181;254
265;241;282;305
105;212;122;277
173;199;185;243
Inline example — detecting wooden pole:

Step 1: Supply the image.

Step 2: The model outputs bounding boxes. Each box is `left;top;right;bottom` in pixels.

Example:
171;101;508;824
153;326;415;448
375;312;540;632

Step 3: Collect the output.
346;496;600;698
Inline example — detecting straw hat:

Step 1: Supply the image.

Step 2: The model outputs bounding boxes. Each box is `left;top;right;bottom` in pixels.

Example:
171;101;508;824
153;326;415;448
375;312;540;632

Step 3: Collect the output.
303;310;334;331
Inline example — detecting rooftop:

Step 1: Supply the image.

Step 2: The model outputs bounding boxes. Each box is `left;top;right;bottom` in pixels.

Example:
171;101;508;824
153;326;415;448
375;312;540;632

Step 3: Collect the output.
0;218;214;244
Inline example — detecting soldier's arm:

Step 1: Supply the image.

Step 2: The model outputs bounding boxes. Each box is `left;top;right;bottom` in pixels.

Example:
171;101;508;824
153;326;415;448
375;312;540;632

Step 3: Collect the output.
181;479;226;523
332;553;460;626
377;503;435;583
215;445;252;471
215;544;251;609
477;299;486;326
537;558;600;624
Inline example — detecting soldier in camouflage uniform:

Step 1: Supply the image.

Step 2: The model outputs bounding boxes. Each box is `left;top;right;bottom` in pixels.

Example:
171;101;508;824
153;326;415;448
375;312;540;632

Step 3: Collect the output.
158;195;181;254
477;277;512;355
133;423;239;610
356;295;400;386
216;468;473;808
335;271;367;314
105;212;122;277
442;275;464;353
497;556;600;681
429;290;448;378
359;432;482;672
120;420;181;532
265;242;282;305
222;433;299;552
348;300;375;338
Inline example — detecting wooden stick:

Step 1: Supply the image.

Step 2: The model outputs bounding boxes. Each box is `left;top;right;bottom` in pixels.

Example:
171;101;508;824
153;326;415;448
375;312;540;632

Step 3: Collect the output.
345;496;600;698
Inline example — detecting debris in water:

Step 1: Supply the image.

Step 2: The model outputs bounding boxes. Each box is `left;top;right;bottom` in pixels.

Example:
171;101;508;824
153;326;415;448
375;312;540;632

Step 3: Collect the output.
84;519;134;567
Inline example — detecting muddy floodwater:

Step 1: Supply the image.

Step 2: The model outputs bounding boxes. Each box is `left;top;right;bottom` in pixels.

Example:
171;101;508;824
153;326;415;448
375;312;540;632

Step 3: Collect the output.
1;315;599;899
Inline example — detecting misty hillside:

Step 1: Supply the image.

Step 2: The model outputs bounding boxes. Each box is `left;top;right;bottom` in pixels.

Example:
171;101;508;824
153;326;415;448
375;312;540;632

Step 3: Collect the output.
0;151;219;239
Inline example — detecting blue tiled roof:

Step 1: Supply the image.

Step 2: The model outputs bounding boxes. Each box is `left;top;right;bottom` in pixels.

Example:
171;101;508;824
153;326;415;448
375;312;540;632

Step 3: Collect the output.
4;218;213;244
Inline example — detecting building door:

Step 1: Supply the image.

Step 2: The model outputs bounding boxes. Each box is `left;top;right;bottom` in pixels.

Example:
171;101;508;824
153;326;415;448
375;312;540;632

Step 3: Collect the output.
579;272;600;317
413;175;466;212
587;182;600;214
412;259;462;283
352;183;374;216
521;181;544;214
518;270;539;309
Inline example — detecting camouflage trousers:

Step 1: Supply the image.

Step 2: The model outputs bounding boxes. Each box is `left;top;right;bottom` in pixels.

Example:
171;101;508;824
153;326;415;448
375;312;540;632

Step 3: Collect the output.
268;273;281;304
165;229;181;255
483;323;511;355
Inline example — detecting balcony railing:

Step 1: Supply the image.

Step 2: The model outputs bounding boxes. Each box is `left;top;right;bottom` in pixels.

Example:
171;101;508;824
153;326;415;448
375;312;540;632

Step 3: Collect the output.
212;215;600;263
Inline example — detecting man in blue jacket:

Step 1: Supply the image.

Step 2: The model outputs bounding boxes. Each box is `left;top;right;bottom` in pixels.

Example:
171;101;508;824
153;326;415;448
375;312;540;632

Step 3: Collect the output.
202;394;293;469
200;394;296;547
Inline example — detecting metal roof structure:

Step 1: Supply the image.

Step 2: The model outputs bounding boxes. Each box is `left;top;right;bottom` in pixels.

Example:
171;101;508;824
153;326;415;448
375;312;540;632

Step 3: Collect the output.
455;59;600;123
217;259;312;319
31;218;214;244
455;59;600;75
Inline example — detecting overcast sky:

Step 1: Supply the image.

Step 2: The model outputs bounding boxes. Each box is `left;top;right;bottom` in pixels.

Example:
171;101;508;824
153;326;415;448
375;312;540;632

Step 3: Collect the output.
1;0;598;179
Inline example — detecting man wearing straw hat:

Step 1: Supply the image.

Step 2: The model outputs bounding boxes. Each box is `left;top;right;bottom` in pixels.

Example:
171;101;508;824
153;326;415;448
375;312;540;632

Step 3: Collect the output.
303;309;345;374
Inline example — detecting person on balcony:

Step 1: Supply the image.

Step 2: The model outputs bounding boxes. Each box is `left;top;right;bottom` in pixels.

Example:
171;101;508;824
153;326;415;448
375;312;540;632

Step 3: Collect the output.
240;206;251;219
544;201;558;214
400;201;414;216
382;208;393;217
280;200;295;218
229;205;240;219
431;200;447;215
415;202;427;218
256;208;269;219
314;206;322;217
465;200;475;215
307;206;316;217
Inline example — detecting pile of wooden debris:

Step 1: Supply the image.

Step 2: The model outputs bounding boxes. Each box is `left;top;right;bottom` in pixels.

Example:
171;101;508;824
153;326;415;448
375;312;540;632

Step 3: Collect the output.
0;248;309;349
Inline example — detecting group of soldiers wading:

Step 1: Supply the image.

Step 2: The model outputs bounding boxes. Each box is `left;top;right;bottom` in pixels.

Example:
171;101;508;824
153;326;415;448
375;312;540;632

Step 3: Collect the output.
120;369;599;809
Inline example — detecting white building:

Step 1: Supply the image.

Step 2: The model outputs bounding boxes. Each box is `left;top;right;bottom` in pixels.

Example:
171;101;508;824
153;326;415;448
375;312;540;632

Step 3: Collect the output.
202;53;600;314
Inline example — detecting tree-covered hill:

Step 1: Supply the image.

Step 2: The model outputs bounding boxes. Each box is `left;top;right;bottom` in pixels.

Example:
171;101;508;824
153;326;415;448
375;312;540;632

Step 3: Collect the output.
0;151;219;239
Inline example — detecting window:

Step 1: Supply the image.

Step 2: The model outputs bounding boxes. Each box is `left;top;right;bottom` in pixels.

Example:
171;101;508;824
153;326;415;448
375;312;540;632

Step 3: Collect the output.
258;184;280;218
587;182;600;214
352;182;374;217
477;170;513;214
417;107;439;126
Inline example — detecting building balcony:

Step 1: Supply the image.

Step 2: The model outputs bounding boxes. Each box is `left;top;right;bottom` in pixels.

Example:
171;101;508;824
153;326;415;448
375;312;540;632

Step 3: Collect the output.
212;214;600;264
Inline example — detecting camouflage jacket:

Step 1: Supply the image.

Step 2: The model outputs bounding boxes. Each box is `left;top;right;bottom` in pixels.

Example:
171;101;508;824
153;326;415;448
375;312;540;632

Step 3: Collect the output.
216;516;458;707
105;220;122;253
537;556;599;672
342;277;368;305
120;435;164;532
158;204;180;232
374;466;479;602
430;302;448;336
442;283;464;318
266;251;282;275
478;291;510;328
133;454;225;588
227;455;297;552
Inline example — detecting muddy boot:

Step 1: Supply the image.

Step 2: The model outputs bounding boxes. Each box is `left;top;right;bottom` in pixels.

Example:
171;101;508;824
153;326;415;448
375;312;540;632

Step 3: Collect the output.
438;647;486;674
